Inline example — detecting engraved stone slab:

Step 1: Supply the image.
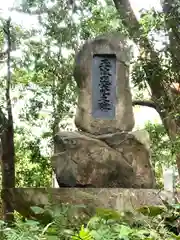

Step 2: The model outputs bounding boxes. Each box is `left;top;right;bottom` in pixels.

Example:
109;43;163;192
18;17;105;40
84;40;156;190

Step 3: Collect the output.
92;54;116;119
73;32;135;135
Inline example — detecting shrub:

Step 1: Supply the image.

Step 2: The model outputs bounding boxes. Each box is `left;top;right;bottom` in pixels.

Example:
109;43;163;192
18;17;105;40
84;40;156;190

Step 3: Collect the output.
0;200;179;240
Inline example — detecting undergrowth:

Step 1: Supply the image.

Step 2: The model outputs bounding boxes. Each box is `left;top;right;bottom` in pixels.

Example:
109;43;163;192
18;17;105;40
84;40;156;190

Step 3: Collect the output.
0;199;179;240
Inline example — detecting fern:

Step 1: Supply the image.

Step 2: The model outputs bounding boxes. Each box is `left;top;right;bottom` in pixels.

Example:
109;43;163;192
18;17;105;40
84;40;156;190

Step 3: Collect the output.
72;225;93;240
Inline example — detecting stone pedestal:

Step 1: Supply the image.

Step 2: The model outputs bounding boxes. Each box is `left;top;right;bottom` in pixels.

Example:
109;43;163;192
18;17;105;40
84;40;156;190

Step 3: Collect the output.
2;188;178;220
52;130;155;188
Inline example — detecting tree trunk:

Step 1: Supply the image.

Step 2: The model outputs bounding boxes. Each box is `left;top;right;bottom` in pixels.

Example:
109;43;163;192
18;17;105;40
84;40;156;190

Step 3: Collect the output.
1;125;15;222
1;18;15;223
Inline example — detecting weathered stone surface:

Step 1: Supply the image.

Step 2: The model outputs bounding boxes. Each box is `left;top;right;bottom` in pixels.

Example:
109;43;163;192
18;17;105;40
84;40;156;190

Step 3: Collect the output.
52;130;155;188
2;188;180;220
1;188;102;221
73;32;135;135
52;131;135;188
93;129;155;188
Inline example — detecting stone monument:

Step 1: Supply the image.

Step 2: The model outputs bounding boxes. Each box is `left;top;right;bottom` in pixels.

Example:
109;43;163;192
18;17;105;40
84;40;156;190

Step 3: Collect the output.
74;32;134;135
52;32;156;188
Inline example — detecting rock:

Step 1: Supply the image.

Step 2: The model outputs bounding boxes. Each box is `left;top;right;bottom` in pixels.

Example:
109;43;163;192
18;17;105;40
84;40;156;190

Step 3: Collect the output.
1;188;102;222
2;188;180;220
94;130;155;188
131;129;151;151
73;32;135;135
53;130;155;188
52;131;135;188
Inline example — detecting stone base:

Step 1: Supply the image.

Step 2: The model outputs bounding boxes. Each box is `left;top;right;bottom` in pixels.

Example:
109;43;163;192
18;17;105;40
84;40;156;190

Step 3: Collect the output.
53;130;155;188
1;188;179;221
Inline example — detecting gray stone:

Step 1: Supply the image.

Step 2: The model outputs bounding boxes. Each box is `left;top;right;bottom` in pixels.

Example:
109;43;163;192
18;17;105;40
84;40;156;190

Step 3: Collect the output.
52;131;135;188
93;129;155;188
2;188;179;221
52;130;155;188
73;32;135;135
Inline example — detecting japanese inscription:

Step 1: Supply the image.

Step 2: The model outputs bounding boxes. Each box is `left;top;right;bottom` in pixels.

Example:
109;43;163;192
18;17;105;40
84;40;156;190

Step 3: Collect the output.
92;54;116;119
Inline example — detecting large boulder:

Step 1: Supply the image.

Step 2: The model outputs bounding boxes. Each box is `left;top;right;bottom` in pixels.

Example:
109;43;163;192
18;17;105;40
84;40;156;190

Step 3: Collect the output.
73;32;135;135
52;130;155;188
52;131;135;188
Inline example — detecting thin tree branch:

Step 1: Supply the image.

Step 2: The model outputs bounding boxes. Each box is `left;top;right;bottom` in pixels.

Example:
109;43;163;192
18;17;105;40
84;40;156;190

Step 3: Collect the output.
9;7;48;15
132;100;157;110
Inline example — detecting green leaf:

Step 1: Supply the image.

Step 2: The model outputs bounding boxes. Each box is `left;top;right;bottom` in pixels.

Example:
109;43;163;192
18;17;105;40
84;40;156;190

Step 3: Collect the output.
170;204;180;210
24;219;40;226
170;233;180;239
136;205;166;217
30;206;45;215
119;225;133;237
95;208;121;221
72;225;93;240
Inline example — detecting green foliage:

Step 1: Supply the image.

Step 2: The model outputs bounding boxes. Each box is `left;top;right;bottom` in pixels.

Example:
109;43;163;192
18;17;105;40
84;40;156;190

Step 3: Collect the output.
139;9;165;36
131;60;147;91
137;201;180;237
144;122;180;188
0;199;180;240
136;205;166;217
15;127;51;187
145;122;176;168
146;118;180;186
